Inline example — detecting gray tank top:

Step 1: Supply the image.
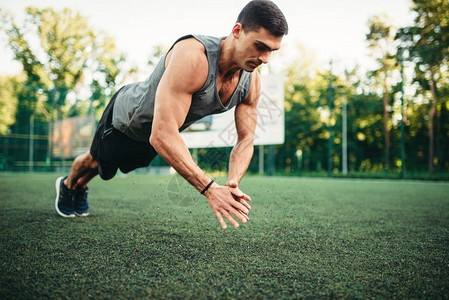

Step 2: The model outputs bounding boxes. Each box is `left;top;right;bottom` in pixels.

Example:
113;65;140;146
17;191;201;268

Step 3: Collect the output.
111;34;253;142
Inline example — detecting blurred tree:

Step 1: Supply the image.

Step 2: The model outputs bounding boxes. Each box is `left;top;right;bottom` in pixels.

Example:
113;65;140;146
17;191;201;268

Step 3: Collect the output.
26;7;95;118
281;45;386;174
366;14;399;170
0;75;19;134
1;7;94;167
0;7;134;169
89;30;137;118
348;89;384;172
397;0;449;173
281;45;327;173
1;7;136;120
0;8;46;133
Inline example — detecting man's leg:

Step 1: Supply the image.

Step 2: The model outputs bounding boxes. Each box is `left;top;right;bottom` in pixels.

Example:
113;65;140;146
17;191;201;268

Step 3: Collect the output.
55;151;98;217
55;87;122;217
65;151;99;189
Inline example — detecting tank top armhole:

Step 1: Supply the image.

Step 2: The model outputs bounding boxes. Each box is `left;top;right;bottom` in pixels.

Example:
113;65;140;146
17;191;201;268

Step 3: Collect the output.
240;71;253;103
167;34;211;94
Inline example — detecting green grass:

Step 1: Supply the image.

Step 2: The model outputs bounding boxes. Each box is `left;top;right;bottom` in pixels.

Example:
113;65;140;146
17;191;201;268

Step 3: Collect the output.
1;173;448;299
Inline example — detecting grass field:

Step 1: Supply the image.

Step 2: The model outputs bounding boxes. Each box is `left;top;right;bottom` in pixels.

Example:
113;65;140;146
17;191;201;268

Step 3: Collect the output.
1;173;448;299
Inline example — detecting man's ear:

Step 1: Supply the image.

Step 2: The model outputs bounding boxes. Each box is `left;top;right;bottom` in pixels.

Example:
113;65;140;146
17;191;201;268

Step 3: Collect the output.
232;23;244;39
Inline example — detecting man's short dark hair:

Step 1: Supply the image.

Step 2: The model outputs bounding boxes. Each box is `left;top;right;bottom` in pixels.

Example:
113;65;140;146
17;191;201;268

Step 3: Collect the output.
237;0;288;37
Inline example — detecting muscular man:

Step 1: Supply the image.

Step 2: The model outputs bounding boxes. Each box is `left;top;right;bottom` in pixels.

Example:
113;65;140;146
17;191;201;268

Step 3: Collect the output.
55;0;288;229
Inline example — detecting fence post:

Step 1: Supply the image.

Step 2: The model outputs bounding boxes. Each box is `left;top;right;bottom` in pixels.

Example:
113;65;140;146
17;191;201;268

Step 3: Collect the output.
29;115;34;172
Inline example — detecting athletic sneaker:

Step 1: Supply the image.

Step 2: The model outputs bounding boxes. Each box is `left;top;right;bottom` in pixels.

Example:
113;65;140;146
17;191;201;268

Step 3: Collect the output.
74;186;89;217
55;176;75;218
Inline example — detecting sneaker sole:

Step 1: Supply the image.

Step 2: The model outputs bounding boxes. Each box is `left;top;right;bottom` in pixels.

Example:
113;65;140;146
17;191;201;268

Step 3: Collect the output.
75;211;89;217
55;176;75;218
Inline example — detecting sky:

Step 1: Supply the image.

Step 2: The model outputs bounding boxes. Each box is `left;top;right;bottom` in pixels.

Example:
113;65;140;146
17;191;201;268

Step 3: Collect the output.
0;0;416;77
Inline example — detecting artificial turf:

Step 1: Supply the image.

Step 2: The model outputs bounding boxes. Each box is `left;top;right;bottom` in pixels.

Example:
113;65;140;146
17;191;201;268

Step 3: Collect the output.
0;173;448;299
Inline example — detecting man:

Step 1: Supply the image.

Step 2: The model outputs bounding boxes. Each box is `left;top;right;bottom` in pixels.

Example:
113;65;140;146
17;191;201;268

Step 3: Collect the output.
55;0;288;229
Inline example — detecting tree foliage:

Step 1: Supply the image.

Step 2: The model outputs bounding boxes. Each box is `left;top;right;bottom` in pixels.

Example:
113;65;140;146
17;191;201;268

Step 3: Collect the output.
1;7;134;122
396;0;449;172
366;14;400;170
0;7;134;170
0;75;20;134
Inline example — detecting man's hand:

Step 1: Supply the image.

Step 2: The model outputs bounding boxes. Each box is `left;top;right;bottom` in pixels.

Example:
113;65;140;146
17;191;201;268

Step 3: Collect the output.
225;180;252;203
204;182;252;229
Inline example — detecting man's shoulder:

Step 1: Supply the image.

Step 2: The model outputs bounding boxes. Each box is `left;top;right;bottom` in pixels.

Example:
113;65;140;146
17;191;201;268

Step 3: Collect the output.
163;37;209;94
171;36;206;56
167;37;208;70
170;34;222;63
166;37;208;68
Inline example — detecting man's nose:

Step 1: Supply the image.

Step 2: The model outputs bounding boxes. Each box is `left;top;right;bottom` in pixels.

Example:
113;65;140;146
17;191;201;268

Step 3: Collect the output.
258;51;270;64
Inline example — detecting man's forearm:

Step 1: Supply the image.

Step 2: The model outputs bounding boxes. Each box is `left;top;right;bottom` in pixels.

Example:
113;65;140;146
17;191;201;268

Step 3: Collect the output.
151;131;251;229
150;133;211;192
227;138;254;185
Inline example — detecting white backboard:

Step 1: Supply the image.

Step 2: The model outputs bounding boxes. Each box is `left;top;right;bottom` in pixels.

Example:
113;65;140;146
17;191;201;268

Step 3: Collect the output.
180;74;284;148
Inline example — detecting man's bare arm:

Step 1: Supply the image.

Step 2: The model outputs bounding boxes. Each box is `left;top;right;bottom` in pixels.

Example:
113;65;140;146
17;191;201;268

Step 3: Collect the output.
149;39;250;229
227;71;260;188
150;39;210;192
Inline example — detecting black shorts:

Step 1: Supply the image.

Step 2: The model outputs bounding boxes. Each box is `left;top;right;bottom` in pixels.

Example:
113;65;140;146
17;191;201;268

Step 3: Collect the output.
90;90;158;180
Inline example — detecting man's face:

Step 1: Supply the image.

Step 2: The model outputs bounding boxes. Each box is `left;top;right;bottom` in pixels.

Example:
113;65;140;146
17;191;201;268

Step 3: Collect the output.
234;25;283;72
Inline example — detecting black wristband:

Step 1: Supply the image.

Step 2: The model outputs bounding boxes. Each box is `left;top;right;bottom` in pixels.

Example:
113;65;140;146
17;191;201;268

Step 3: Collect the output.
200;179;214;195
